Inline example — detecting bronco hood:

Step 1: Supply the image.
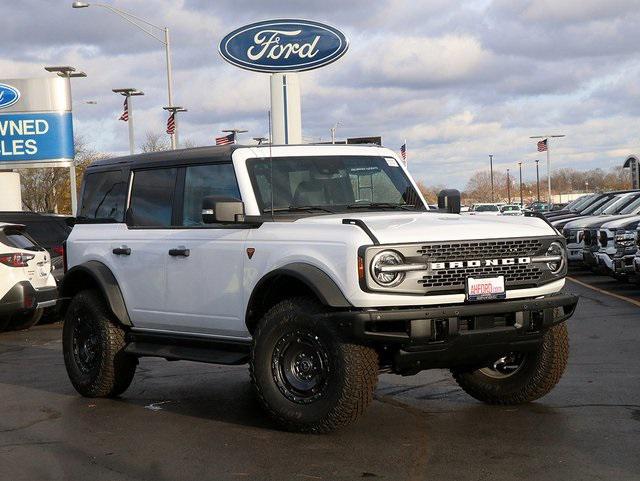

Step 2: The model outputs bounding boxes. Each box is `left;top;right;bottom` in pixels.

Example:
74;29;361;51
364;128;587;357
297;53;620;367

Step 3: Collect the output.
295;212;557;244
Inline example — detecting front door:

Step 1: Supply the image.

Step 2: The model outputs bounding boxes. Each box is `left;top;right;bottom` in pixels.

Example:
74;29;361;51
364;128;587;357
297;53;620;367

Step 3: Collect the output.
162;162;250;338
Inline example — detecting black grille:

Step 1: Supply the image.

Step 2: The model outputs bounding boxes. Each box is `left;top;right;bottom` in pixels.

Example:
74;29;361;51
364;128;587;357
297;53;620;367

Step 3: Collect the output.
419;264;543;289
416;239;543;260
414;238;554;293
587;229;599;251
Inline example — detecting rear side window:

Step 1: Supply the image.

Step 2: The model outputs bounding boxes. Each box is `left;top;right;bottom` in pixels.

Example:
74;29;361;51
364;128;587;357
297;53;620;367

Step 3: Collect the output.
129;168;178;227
80;170;127;222
1;230;39;251
181;163;240;226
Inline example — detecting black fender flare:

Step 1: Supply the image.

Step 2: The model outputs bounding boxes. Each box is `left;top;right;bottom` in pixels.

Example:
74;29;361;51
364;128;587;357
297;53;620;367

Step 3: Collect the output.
59;261;132;326
246;263;351;319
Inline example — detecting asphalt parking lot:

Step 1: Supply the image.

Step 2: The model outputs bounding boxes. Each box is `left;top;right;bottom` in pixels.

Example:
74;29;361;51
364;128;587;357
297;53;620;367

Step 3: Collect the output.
1;277;639;481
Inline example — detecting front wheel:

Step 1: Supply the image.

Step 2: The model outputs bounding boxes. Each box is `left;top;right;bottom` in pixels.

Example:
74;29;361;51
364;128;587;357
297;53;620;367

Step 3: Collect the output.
250;297;379;433
451;323;569;404
63;290;137;398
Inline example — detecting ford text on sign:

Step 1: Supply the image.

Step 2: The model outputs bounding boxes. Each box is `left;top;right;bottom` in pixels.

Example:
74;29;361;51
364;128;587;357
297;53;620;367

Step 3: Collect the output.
0;113;74;162
219;19;349;73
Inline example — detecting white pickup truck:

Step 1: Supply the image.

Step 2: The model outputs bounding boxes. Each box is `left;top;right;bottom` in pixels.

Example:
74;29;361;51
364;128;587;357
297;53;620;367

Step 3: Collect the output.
59;144;578;433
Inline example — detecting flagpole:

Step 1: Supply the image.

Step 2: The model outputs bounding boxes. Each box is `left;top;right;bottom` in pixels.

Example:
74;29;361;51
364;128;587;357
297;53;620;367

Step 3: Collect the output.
530;134;565;207
127;96;135;155
113;88;144;155
163;106;187;148
546;142;551;206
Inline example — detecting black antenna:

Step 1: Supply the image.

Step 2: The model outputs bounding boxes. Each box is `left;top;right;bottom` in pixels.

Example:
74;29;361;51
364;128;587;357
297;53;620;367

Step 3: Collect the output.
268;110;274;221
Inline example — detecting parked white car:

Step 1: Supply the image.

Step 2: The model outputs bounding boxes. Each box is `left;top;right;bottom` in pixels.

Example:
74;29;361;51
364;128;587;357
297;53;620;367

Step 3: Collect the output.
500;204;523;216
60;144;577;433
0;223;57;331
467;203;501;215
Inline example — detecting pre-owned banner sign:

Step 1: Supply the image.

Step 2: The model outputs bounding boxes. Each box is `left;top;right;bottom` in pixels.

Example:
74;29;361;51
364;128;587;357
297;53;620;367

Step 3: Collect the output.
0;78;74;164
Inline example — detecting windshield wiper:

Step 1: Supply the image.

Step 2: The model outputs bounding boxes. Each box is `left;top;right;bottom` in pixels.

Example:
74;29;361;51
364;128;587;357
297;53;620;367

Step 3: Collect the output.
262;205;336;214
347;202;415;211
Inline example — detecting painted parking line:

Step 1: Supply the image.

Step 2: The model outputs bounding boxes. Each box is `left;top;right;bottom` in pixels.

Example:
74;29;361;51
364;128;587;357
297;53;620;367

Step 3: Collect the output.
567;276;640;308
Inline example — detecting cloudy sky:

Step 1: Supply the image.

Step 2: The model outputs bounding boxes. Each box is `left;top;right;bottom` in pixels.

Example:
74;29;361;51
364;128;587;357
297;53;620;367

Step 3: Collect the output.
2;0;640;188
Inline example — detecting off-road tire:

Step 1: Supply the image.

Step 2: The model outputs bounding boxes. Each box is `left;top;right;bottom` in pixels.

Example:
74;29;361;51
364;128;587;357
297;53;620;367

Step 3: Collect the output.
250;296;379;433
63;290;137;398
451;323;569;404
8;308;43;331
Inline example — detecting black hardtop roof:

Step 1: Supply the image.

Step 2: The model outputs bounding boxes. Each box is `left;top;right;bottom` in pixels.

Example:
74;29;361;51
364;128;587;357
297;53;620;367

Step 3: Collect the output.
86;143;384;170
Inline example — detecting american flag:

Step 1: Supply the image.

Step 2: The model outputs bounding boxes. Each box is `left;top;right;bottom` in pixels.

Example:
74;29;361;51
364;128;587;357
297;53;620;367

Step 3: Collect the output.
216;133;235;145
119;97;128;122
537;139;548;152
166;112;175;135
400;143;407;160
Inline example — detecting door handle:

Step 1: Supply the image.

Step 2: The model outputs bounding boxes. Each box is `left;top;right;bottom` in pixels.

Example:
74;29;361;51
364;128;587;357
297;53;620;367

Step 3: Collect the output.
168;248;190;257
112;247;131;256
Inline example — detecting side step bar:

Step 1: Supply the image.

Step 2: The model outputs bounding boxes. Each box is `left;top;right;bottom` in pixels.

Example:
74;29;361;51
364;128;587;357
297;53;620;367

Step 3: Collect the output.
124;330;251;365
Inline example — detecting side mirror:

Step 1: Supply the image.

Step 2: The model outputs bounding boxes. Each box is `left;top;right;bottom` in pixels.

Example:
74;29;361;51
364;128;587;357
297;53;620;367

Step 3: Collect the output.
437;189;461;214
202;196;245;223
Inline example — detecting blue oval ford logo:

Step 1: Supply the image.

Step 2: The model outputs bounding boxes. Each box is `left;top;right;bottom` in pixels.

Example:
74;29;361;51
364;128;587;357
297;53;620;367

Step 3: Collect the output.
219;19;349;73
0;83;20;110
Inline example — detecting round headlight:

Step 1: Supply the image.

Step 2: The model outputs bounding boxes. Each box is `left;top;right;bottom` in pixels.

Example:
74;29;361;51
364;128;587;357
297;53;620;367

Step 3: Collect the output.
371;250;405;287
546;241;566;274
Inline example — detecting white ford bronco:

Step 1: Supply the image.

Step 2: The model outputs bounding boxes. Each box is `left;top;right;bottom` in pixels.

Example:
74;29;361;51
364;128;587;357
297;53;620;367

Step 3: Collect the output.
60;144;578;433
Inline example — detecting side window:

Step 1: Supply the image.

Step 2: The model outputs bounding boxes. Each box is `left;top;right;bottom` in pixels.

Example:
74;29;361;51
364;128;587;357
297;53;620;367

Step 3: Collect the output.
79;170;127;222
181;163;240;226
129;168;178;227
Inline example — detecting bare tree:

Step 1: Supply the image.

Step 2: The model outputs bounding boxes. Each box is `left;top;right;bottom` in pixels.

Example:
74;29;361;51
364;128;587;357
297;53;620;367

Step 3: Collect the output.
141;131;170;153
19;136;107;214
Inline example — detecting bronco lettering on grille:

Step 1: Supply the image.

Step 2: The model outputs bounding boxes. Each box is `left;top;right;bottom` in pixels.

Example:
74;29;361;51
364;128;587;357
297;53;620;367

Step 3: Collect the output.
430;257;532;270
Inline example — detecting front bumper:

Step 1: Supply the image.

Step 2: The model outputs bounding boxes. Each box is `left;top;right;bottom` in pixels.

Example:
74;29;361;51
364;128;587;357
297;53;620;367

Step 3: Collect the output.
0;281;58;318
583;250;598;267
595;252;614;272
613;255;636;275
325;292;578;373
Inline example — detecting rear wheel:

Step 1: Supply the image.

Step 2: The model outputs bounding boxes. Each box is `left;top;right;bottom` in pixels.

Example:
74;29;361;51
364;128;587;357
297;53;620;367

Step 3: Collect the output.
63;290;137;398
8;309;43;331
451;323;569;404
250;297;379;433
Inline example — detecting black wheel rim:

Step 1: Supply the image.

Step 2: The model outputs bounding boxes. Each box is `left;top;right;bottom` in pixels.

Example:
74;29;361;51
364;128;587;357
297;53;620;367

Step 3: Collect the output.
71;307;101;375
271;329;331;404
479;352;526;379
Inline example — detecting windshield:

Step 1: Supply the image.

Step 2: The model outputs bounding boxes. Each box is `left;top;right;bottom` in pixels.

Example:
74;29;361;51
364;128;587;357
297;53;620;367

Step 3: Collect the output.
474;204;499;212
501;205;519;212
619;195;640;215
246;155;425;213
568;195;592;211
581;196;613;214
599;195;635;215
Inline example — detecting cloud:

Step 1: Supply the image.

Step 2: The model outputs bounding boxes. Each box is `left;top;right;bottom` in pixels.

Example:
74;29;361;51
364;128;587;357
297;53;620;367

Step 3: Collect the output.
1;0;638;189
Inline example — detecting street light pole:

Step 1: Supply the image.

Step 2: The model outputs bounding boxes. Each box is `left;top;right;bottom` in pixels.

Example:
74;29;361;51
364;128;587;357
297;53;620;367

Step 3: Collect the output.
506;168;511;204
535;159;540;202
72;2;179;149
113;88;144;155
530;134;565;207
489;154;494;202
44;66;87;216
518;161;523;206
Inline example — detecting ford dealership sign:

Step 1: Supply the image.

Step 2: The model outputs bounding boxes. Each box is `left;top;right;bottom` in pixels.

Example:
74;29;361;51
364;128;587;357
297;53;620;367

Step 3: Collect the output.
219;19;349;73
0;83;20;110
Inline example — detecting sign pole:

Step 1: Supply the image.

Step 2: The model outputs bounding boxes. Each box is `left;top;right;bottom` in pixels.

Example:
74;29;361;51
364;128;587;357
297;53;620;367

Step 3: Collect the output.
69;164;77;215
